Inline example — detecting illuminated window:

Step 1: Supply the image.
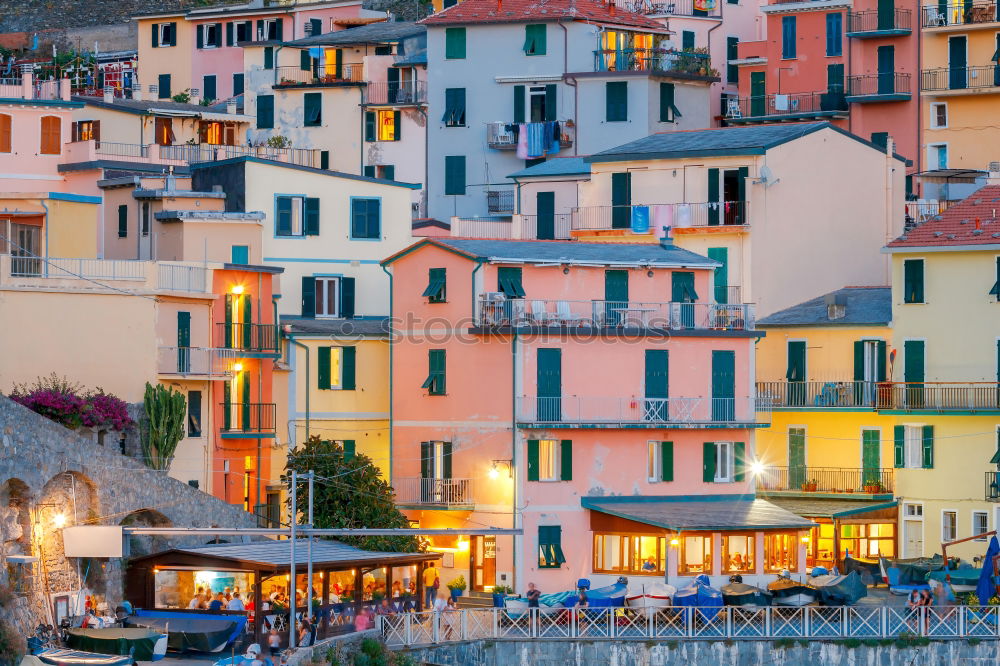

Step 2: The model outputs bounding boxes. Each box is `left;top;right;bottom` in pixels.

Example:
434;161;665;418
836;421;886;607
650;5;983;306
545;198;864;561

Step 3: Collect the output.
722;534;755;574
538;439;558;481
763;533;798;573
154;117;175;146
377;110;397;141
201;121;223;145
678;535;712;575
593;534;666;575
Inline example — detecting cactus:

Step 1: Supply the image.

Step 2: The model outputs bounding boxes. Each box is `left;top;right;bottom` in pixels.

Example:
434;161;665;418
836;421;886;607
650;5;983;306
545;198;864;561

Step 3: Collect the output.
141;382;186;470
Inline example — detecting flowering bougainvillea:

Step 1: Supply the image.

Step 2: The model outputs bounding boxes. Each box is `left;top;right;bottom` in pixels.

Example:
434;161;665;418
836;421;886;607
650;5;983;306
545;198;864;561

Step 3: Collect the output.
9;376;134;432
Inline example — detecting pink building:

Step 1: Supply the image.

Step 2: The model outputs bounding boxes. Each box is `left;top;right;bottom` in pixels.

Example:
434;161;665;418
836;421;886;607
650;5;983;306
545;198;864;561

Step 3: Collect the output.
383;237;811;596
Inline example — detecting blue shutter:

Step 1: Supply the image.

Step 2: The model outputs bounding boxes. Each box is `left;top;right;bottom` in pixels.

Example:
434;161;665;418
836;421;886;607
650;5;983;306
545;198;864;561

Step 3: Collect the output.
257;95;274;129
445;156;466;195
782;16;797;59
445;28;466;59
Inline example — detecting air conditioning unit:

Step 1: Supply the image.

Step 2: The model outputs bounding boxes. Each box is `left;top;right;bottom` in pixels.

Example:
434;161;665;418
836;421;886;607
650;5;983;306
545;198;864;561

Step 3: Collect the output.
989;161;1000;172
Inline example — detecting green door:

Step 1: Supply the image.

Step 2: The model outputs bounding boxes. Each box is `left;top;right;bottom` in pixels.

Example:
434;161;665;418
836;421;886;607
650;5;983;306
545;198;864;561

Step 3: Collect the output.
537;348;562;421
536;191;555;240
707;168;720;226
949;36;967;89
877;0;894;30
671;271;696;328
707;248;728;303
788;427;807;489
611;172;631;229
712;350;736;421
750;71;766;117
862;429;881;486
645;350;669;421
177;311;191;373
241;370;251;432
903;340;925;407
877;45;895;95
786;340;807;406
604;269;629;326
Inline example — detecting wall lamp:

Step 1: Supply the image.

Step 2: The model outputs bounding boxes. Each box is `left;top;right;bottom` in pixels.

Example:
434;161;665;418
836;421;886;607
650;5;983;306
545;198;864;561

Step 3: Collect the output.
488;459;513;480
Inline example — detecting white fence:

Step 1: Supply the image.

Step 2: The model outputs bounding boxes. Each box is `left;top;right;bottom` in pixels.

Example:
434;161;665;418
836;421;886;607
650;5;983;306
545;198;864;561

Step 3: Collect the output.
157;263;208;292
378;606;1000;647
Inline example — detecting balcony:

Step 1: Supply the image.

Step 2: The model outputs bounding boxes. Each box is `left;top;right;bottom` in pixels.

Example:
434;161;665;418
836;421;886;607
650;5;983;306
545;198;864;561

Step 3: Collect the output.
450;214;572;240
757;466;895;495
846;73;912;102
219;402;276;436
572;201;749;232
476;296;756;331
725;91;847;122
0;255;210;295
922;1;999;28
486;121;573;151
619;0;722;16
216;322;279;354
758;380;1000;412
273;64;364;87
847;8;913;36
0;70;68;101
593;49;716;79
921;65;1000;93
66;140;326;169
157;346;240;378
515;396;766;428
362;80;427;106
393;478;475;508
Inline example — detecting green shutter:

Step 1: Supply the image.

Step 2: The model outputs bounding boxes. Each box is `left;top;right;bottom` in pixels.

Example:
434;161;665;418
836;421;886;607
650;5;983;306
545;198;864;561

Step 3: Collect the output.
177;311;191;348
513;85;525;123
707;247;728;303
893;425;905;467
304;92;322;127
876;341;887;381
524;24;546;55
342;346;356;390
610;172;631;229
737;166;749;204
301;276;316;317
442;442;453;479
644;350;669;399
703;442;716;482
544;84;556;122
197;25;204;49
224;294;233;348
343;440;356;460
263;46;273;70
922;425;934;468
276;196;292;235
707;168;720;225
682;30;695;50
660;441;673;482
786;341;806;381
241;297;252;349
363;166;375;178
606;81;627;122
904;259;924;303
393;110;401;141
317;346;331;389
304;197;320;235
527;439;539;481
734;442;746;481
241;371;251;430
300;49;312;71
257;95;274;129
223;381;232;430
853;341;865;381
659;82;675;122
152;23;159;48
445;155;466;195
445;27;466;59
117;204;128;238
560;440;572;481
340;277;355;318
420;441;431;479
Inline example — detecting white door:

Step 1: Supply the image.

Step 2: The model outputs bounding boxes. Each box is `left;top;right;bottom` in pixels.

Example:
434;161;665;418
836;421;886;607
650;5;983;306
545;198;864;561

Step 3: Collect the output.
904;519;924;558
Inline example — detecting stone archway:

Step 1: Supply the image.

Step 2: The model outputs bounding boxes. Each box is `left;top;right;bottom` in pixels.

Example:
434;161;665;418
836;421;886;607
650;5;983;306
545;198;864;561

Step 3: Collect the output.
120;509;173;559
37;472;100;597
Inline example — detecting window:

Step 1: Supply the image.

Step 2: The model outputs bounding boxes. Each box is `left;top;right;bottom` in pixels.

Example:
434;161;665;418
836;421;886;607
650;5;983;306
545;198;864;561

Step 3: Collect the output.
726;37;739;83
904;503;923;518
904;425;921;468
198;23;223;49
73;120;99;142
903;258;924;303
896;424;933;469
840;523;895;558
826;13;842;56
782;16;797;59
420;440;451;480
0;114;10;152
444;155;466;195
423;267;447;303
263;47;274;70
257;95;274;129
231;245;249;264
764;533;798;573
157;74;172;99
152;22;177;48
350;198;381;239
445;27;466;59
647;441;673;482
376;110;400;141
931;103;947;128
234;20;252;43
422;349;446;395
117;204;128;238
442;88;466;126
275;195;320;236
303;92;322;127
258;18;281;41
307;17;323;36
722;534;755;574
187;390;202;437
377;165;394;180
39;116;61;155
527;439;571;481
703;441;745;482
314;277;340;317
300;275;354;319
715;441;733;481
524;24;546;55
678;535;712;574
942;511;957;542
318;345;356;390
606;81;628;122
538;526;565;568
199;121;234;145
974;511;989;540
682;30;695;50
593;533;667;574
659;82;680;122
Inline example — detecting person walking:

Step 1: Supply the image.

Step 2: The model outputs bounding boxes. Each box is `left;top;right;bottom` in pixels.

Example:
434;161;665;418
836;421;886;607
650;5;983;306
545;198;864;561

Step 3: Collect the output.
422;562;440;610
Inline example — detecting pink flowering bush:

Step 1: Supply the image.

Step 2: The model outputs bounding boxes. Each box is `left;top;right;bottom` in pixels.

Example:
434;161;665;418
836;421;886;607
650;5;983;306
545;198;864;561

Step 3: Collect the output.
82;391;134;431
9;375;134;432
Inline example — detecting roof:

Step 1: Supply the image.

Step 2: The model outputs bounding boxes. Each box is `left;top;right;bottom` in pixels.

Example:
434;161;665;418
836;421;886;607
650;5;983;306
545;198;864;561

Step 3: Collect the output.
915;168;986;183
589;122;907;163
765;497;898;519
285;21;424;47
280;316;392;337
420;0;666;31
188;156;421;189
155;210;265;222
382;238;718;267
582;495;817;532
393;49;427;66
887;184;1000;249
73;96;251;121
508;156;592;179
757;287;891;327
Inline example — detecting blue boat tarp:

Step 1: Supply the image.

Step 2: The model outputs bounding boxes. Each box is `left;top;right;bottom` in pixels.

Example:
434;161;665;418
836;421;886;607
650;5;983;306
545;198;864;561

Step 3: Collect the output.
579;582;627;608
977;536;1000;605
929;567;983;588
673;575;723;619
810;571;868;605
537;590;576;608
27;648;133;666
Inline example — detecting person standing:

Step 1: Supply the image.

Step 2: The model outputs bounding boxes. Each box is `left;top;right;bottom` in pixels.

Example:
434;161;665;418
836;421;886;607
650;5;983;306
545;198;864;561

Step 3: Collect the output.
526;583;540;609
422;562;440;610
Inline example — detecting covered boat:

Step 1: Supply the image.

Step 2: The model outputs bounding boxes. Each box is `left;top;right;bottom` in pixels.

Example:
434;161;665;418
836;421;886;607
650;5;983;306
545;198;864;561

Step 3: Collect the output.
579;581;628;608
767;572;818;606
721;576;771;607
673;575;723;619
625;582;676;611
66;627;167;662
842;556;882;584
929;567;982;594
23;649;133;666
810;571;868;605
125;612;241;652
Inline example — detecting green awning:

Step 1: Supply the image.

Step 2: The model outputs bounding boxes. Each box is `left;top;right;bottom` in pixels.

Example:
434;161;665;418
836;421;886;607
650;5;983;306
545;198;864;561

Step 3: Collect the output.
422;274;446;299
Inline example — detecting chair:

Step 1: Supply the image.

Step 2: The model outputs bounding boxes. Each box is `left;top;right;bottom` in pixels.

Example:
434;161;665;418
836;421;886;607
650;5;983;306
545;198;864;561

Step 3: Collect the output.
530;300;551;324
556;300;584;325
924;7;946;25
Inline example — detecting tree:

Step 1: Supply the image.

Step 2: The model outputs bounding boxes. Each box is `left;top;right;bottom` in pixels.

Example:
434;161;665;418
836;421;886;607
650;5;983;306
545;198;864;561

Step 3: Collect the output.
141;382;185;470
284;436;419;553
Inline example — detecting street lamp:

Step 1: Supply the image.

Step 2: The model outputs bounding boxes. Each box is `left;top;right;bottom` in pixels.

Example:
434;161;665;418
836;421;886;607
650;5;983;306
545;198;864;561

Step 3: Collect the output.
489;460;513;480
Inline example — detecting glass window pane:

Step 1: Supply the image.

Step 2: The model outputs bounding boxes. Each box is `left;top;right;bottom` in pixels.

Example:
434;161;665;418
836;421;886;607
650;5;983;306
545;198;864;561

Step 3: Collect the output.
722;535;754;573
330;347;341;387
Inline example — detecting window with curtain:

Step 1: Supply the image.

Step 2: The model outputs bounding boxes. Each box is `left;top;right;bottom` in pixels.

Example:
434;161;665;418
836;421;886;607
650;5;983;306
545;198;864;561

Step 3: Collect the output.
593;533;667;575
376;110;397;140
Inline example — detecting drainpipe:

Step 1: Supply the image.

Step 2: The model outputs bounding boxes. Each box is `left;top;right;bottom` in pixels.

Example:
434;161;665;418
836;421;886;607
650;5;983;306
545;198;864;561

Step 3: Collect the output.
381;264;394;483
706;17;723;120
559;21;579;156
510;329;520;592
418;104;429;217
285;331;309;443
40;199;49;272
470;259;485;314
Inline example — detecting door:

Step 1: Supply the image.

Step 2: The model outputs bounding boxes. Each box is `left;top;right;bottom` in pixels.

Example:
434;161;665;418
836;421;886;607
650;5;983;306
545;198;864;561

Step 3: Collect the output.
240;369;251;432
904;520;923;558
611;172;631;229
854;340;886;406
671;271;696;328
707;247;728;303
788;427;807;489
177;311;191;373
387;66;400;103
949;36;967;89
470;535;496;592
877;0;895;31
786;340;807;406
10;223;40;275
750;71;766;117
604;269;629;326
537;348;562;421
712;350;736;421
862;429;881;486
904;340;925;407
877;45;895;95
536;191;555;240
644;350;669;421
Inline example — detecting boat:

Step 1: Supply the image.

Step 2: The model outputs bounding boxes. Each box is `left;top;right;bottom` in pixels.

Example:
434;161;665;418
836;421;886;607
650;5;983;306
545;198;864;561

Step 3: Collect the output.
929;567;982;594
125;612;241;653
504;589;574;616
579;581;628;608
22;649;133;666
625;582;676;612
767;573;818;607
841;556;882;584
66;627;167;662
810;571;868;605
672;575;723;620
721;576;771;607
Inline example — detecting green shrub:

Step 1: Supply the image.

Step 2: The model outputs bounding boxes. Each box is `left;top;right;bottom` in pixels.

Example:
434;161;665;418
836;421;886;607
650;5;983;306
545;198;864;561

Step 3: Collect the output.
0;618;26;666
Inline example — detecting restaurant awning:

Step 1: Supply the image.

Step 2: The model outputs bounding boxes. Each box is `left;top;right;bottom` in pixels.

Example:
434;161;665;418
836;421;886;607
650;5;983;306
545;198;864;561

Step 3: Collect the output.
582;495;816;532
765;497;898;520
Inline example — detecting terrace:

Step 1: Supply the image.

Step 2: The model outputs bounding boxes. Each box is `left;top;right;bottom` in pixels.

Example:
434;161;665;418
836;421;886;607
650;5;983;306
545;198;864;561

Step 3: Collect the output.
756;466;895;494
620;0;722;17
486;122;574;151
273;64;364;87
393;478;475;508
921;65;1000;92
725;92;848;123
450;214;573;240
846;73;912;102
922;1;999;28
758;380;1000;412
516;395;766;428
216;322;279;354
0;255;211;295
0;70;69;101
362;80;427;106
593;49;716;78
572;201;750;232
65;139;326;169
846;8;913;36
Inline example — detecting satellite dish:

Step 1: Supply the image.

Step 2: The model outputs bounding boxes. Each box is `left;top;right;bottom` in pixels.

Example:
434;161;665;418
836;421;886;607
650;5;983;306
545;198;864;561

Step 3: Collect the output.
755;165;780;187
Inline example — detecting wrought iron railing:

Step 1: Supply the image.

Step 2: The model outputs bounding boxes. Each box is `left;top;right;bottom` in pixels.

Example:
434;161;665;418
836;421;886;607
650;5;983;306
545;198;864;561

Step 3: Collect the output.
571;201;749;231
487;190;515;214
922;1;999;27
486;121;573;151
219;402;276;434
516;396;764;425
274;64;364;85
621;0;722;16
756;380;885;408
757;466;894;493
921;65;1000;91
216;322;279;353
157;346;240;377
726;91;847;119
848;8;912;32
393;478;474;506
593;49;713;76
846;73;912;97
362;80;426;105
93;141;149;159
757;380;1000;411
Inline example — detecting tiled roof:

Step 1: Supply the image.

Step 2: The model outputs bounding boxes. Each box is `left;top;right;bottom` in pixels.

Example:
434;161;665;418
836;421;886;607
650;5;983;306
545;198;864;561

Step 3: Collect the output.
757;287;891;327
508;156;592;179
420;0;666;31
887;184;1000;248
285;21;424;46
582;495;817;531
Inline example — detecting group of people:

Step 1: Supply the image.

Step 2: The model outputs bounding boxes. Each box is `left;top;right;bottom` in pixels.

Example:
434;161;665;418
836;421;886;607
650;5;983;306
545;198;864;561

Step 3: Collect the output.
187;586;247;612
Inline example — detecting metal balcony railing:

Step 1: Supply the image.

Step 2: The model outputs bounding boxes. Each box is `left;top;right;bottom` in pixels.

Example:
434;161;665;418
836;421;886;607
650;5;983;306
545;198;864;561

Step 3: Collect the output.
921;65;1000;91
477;297;756;331
756;466;894;493
393;478;474;506
158;263;208;292
847;8;912;33
216;322;279;353
922;1;999;27
362;80;426;105
157;346;240;377
757;380;1000;411
516;396;765;425
219;402;276;434
757;380;887;408
621;0;722;16
714;285;743;305
7;256;146;280
449;215;572;240
594;48;714;77
274;64;364;86
846;73;912;97
92;141;149;159
487;190;515;214
571;201;749;231
727;91;847;119
486;121;573;150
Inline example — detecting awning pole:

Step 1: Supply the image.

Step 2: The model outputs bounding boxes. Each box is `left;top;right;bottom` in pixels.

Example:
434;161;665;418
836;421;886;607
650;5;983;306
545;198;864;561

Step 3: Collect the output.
306;470;314;630
289;470;297;649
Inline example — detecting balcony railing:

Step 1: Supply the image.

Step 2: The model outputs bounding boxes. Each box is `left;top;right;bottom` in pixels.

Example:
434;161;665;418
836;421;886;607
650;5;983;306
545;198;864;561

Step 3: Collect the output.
757;466;895;494
476;297;756;330
758;380;1000;411
594;49;714;77
219;402;276;435
486;121;573;151
846;73;912;98
216;322;279;353
158;263;208;292
921;65;1000;91
393;478;474;507
362;80;427;105
8;256;146;280
757;380;883;408
516;396;764;425
93;141;149;159
253;502;282;528
714;285;743;305
517;214;573;240
882;382;1000;411
157;346;240;377
274;64;364;86
726;91;847;119
619;0;722;15
922;1;999;27
571;201;749;232
487;190;515;214
847;8;912;34
450;215;572;240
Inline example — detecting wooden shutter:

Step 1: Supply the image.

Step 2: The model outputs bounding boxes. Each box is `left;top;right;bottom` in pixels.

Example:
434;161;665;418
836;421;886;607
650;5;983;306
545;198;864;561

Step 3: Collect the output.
904;259;924;302
513;85;525;124
177;311;191;349
203;75;216;101
263;46;273;70
234;73;244;96
544;84;556;121
707;247;728;302
734;442;746;481
241;296;252;349
560;440;572;481
340;277;355;318
363;166;375;178
226;22;234;46
606;81;627;121
276;196;292;235
445;156;465;195
921;425;934;468
274;18;283;40
786;341;806;380
197;25;204;49
343;440;356;460
365;111;376;141
304;197;320;235
301;276;316;317
644;350;669;399
304;93;322;126
707;168;720;225
682;30;695;49
893;425;905;467
737;166;749;203
442;442;453;479
703;442;716;482
223;381;232;430
40;116;61;155
383;165;394;180
224;294;233;347
320;150;329;170
117;204;128;238
0;114;10;152
393;111;401;141
301;49;312;71
660;441;673;482
876;341;887;381
342;346;356;390
420;442;432;479
445;27;466;59
366;199;381;238
152;23;159;48
853;341;865;382
527;440;539;481
429;349;446;394
257;95;274;129
659;82;675;122
317;346;331;389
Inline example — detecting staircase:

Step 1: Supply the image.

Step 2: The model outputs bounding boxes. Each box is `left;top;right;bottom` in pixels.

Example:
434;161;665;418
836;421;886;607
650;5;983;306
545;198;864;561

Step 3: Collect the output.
456;590;494;609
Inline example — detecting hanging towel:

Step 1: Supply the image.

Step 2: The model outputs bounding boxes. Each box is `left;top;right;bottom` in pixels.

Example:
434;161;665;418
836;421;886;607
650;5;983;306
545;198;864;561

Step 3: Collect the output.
516;123;529;159
650;204;672;237
675;203;692;228
774;94;789;111
547;121;561;153
631;206;650;234
525;122;546;158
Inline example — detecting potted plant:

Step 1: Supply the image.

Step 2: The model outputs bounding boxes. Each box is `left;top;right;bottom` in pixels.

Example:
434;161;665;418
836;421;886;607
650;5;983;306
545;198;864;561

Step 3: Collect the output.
447;575;467;601
491;585;513;608
802;479;818;492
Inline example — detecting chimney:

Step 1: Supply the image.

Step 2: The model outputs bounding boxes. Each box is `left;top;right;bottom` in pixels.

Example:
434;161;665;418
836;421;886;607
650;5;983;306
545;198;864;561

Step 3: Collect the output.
189;89;201;106
103;86;114;104
825;293;847;320
609;0;616;14
165;166;177;193
132;85;143;101
226;100;237;114
659;226;673;246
